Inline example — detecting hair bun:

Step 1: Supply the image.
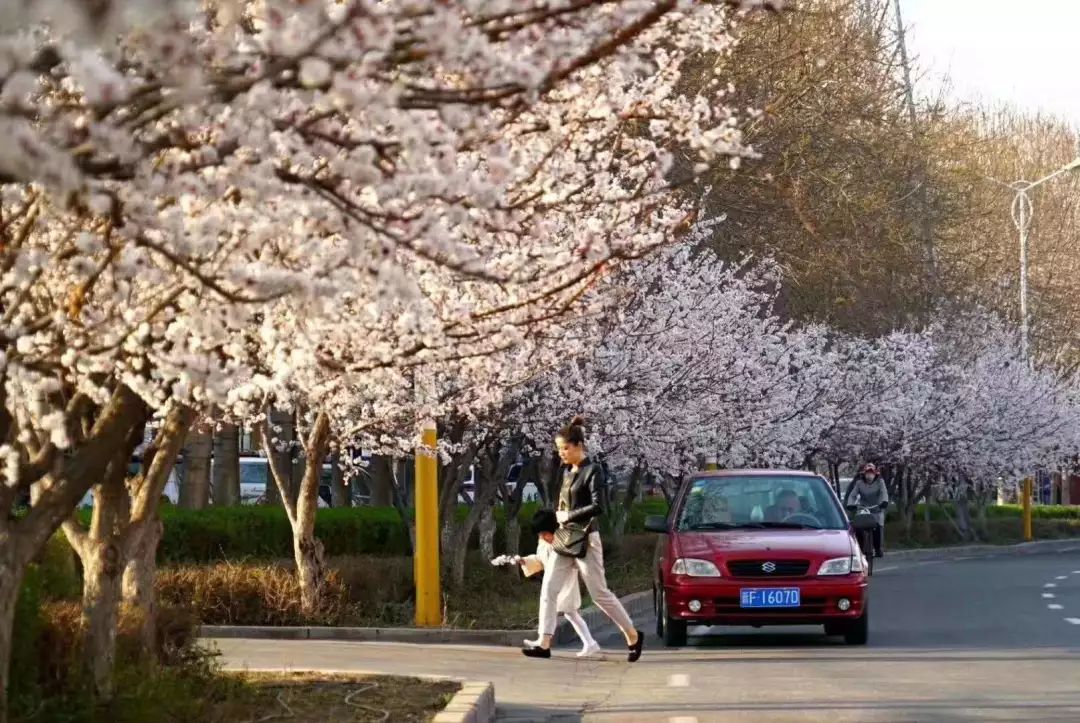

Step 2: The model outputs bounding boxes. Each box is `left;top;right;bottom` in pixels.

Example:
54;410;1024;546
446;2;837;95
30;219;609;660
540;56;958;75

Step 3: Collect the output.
570;415;586;427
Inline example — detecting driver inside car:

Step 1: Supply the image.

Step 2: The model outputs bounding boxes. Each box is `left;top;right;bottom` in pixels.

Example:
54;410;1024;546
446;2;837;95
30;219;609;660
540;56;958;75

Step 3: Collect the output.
765;489;802;522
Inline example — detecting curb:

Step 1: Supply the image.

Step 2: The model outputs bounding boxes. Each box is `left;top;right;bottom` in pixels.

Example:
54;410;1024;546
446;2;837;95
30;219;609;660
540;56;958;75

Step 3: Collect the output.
885;538;1080;562
433;681;496;723
200;625;531;646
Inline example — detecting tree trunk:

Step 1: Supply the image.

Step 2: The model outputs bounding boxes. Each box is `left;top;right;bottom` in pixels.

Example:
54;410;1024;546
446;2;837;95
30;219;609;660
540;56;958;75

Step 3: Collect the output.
63;440;136;701
81;541;125;698
388;458;415;555
954;492;973;542
903;492;916;538
330;453;350;508
540;451;561;508
120;404;193;654
263;409;331;616
449;529;470;589
180;425;212;509
369;455;394;506
479;504;496;561
272;409;305;505
122;519;162;653
211;423;240;506
293;527;328;617
0;549;25;723
923;485;933;539
0;385;149;721
608;464;640;554
505;516;521;556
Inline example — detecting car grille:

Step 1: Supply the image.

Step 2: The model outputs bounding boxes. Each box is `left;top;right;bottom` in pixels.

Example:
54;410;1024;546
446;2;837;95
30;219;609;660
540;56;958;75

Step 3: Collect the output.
726;560;811;578
713;595;827;614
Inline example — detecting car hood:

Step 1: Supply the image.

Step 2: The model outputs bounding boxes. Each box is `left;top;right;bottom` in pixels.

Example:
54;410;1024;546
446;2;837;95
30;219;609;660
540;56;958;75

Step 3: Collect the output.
674;528;853;560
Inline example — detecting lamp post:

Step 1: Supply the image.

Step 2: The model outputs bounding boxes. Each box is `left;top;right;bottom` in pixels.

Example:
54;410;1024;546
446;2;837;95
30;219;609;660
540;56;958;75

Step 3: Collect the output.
988;157;1080;362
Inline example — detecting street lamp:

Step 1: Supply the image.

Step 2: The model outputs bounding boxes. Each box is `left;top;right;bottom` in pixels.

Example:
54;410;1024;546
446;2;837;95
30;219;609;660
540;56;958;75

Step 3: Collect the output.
987;156;1080;362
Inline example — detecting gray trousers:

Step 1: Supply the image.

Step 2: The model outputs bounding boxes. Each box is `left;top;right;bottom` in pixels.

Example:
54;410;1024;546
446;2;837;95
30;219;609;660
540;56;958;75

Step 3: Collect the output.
538;532;635;637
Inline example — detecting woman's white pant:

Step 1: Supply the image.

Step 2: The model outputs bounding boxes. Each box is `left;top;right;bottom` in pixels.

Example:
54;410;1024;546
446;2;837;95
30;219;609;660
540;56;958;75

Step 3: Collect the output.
538;532;635;637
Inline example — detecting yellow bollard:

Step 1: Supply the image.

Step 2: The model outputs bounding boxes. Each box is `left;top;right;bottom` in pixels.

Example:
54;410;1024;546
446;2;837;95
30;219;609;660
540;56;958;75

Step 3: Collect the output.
705;454;718;471
414;421;441;627
1022;477;1033;542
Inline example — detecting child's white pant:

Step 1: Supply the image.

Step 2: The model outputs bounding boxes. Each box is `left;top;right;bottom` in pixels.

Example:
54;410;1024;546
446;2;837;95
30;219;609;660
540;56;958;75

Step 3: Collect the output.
562;610;595;646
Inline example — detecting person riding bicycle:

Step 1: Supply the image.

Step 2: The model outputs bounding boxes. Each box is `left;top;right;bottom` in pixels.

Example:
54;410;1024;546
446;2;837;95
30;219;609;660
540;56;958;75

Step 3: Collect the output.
844;463;889;558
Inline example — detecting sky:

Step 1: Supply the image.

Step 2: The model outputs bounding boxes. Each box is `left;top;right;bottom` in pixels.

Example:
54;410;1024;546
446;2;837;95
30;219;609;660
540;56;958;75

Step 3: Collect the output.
901;0;1080;125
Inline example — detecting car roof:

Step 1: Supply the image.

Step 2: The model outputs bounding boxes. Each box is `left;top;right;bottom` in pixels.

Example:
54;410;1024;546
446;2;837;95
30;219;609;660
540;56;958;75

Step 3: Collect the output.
687;469;823;480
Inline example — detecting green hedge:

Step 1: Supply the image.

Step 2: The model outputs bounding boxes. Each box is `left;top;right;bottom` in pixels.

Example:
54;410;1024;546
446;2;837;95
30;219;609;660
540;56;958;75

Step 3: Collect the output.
139;499;671;564
156;506;411;562
899;503;1080;522
68;498;1080;564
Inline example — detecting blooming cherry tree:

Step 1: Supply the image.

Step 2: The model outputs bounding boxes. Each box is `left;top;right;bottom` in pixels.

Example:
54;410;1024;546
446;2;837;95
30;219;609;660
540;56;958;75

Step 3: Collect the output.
0;0;789;711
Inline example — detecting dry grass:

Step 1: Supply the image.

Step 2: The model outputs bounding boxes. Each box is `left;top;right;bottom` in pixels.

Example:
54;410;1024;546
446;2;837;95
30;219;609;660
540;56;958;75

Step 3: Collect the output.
156;561;350;626
159;538;659;631
210;673;459;723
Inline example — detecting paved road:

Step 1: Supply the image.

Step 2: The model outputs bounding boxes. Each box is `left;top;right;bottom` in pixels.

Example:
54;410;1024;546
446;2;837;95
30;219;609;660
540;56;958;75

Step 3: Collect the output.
208;546;1080;722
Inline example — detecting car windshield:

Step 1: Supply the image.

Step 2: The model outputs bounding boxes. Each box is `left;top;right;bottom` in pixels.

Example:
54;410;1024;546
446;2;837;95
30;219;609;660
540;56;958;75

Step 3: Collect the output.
676;474;847;531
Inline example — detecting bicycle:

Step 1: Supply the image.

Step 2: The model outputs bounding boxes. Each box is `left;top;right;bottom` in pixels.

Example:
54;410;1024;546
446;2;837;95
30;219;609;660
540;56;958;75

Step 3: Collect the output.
846;503;880;576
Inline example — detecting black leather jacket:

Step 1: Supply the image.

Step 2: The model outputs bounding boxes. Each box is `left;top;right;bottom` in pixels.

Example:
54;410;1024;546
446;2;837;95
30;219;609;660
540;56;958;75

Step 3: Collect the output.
559;458;606;527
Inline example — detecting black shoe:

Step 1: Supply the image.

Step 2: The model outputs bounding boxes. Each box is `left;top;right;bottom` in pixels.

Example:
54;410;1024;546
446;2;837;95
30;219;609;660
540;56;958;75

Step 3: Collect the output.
627;629;644;663
874;550;884;558
522;646;551;659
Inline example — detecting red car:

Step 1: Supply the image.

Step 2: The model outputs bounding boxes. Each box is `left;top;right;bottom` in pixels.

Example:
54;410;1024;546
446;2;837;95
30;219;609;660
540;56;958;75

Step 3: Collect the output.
646;470;870;646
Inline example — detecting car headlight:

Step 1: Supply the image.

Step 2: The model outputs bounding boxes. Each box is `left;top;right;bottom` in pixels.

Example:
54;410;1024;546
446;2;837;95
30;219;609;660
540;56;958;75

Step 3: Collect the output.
818;557;854;576
672;558;722;577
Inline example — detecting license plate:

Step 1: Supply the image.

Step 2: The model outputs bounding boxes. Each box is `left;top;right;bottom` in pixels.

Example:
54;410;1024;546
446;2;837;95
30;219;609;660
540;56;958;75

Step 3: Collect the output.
740;587;801;608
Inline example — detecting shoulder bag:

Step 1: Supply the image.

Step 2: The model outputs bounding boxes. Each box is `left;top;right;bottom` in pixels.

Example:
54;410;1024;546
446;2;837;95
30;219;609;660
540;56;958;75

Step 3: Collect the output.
552;522;589;558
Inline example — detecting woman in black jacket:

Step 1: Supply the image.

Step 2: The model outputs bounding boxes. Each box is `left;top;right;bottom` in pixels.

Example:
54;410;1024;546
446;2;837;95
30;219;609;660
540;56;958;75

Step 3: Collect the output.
523;416;643;661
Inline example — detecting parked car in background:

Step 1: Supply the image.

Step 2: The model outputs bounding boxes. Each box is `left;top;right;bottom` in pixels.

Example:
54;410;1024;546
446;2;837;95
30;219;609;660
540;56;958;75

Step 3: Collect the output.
78;455;182;508
237;456;333;506
647;469;870;647
457;462;539;504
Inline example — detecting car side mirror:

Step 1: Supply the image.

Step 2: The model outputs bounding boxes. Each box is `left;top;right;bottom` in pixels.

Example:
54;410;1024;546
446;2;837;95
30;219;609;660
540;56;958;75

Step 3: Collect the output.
644;514;669;533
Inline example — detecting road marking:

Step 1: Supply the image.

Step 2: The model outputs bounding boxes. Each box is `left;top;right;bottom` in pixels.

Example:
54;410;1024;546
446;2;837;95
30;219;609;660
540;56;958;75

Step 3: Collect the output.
1072;570;1080;575
668;674;690;688
1042;593;1056;599
1056;575;1069;580
875;565;898;572
1045;583;1057;588
669;718;699;723
1066;618;1080;626
1048;604;1064;610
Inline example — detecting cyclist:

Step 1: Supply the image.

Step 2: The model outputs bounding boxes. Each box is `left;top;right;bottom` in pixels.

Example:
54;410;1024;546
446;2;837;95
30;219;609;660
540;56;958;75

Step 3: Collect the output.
844;463;889;557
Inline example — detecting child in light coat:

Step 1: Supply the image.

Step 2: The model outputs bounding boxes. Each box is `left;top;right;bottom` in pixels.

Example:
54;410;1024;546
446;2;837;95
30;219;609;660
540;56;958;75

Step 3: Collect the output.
491;508;600;657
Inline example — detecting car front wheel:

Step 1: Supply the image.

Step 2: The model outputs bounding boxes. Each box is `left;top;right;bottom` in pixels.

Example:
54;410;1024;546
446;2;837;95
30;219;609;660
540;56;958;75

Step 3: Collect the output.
843;607;869;645
658;587;688;647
